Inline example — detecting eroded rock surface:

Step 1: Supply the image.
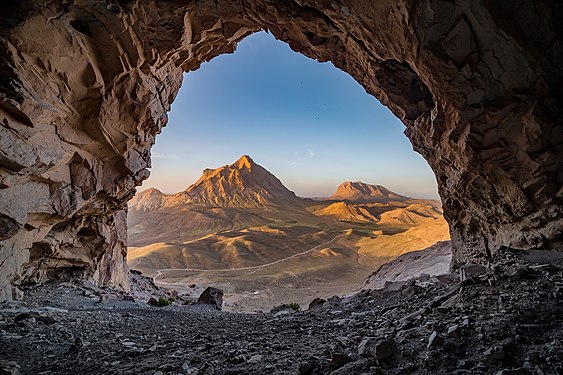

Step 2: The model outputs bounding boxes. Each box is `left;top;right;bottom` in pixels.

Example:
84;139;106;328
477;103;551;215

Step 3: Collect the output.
0;0;562;299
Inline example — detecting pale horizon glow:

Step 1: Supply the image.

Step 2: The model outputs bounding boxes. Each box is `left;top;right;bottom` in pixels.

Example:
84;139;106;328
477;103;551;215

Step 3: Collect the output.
140;32;440;200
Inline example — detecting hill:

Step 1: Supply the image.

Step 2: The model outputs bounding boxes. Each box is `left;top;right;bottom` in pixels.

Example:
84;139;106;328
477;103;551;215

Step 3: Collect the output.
329;181;408;202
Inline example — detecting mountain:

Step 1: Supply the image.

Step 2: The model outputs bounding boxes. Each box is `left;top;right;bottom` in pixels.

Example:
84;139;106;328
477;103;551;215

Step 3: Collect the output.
128;155;310;246
129;187;165;211
131;155;304;210
330;181;408;202
128;157;450;312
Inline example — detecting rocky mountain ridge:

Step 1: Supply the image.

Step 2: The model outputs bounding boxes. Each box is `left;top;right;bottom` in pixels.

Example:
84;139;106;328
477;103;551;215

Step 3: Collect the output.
130;156;304;210
330;181;408;202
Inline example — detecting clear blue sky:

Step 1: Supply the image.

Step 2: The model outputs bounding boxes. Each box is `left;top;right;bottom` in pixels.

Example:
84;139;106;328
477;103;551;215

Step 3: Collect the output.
142;31;439;199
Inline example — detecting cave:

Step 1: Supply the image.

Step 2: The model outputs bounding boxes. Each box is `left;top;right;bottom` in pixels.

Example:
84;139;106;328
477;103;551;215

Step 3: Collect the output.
0;0;562;302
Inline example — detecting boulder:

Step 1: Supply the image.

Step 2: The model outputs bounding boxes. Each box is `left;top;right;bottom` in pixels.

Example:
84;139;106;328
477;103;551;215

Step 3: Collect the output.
197;287;224;310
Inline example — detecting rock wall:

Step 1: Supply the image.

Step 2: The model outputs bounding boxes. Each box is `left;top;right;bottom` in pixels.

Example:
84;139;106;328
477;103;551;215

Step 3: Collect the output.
0;0;562;300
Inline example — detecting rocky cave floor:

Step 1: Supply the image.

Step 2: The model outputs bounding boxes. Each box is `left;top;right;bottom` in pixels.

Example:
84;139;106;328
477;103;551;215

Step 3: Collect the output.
0;249;562;375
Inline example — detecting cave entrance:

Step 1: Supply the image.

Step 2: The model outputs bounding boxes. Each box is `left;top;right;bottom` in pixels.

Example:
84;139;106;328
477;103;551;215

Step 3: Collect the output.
1;1;561;303
126;31;449;312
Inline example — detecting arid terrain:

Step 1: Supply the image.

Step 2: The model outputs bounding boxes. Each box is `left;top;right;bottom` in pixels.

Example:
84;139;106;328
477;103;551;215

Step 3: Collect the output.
1;247;561;375
128;156;449;312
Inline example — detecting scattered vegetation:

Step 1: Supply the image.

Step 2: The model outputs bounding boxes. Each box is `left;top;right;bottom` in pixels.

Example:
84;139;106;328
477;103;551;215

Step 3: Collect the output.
287;303;301;311
148;296;172;307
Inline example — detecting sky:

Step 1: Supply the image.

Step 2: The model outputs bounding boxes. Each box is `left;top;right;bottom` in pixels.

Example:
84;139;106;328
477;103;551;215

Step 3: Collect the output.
141;31;439;199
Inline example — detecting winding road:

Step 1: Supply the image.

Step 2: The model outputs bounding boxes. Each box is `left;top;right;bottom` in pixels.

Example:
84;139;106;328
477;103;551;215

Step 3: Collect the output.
152;231;347;283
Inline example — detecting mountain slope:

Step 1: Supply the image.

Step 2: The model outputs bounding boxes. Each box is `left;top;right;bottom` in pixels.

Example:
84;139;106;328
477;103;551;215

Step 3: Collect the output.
330;181;408;202
129;187;166;211
313;201;379;223
169;155;303;208
128;155;312;246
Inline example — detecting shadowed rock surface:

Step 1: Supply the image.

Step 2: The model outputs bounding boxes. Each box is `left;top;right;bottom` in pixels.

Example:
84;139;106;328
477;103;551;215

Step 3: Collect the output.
0;1;562;301
361;241;453;290
0;249;561;374
198;287;224;311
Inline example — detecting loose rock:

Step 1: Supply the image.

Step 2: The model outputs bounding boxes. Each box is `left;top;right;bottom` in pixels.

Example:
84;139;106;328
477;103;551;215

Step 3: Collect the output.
197;287;224;310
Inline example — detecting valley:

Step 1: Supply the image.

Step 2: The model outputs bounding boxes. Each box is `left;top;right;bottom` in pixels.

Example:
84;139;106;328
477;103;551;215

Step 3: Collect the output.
128;156;450;312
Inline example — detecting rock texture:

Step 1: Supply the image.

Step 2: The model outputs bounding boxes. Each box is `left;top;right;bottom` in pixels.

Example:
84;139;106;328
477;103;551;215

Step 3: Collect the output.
197;287;224;311
0;248;561;374
360;241;453;290
0;0;562;299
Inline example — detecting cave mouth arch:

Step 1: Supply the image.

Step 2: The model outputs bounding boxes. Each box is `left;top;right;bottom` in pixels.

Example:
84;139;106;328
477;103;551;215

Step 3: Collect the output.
0;0;561;299
126;31;449;310
141;30;440;200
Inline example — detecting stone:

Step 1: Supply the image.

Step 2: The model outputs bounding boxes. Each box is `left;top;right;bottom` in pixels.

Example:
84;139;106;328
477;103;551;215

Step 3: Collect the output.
298;362;315;375
357;337;376;357
418;274;431;282
329;360;370;375
437;273;460;284
495;368;532;375
0;0;562;300
11;287;23;301
197;287;224;310
271;304;296;316
308;298;327;310
0;361;20;375
99;293;119;304
35;316;56;325
374;339;395;360
428;331;444;348
446;325;461;338
14;313;32;323
460;264;487;280
67;337;84;354
330;353;352;368
247;354;262;364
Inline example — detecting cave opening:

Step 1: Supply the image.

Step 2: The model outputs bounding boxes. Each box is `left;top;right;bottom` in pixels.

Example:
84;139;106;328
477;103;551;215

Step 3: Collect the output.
1;0;560;302
1;1;562;373
127;31;450;312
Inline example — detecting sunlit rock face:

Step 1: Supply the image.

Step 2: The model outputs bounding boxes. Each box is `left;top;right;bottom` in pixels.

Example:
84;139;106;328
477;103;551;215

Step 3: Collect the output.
0;0;561;300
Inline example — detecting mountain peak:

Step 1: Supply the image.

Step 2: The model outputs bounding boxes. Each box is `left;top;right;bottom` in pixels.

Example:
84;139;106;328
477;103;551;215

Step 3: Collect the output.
232;155;255;170
330;181;408;202
129;187;165;211
173;155;303;208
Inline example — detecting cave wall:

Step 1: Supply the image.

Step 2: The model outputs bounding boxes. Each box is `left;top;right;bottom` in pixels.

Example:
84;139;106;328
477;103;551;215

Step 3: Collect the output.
0;0;562;300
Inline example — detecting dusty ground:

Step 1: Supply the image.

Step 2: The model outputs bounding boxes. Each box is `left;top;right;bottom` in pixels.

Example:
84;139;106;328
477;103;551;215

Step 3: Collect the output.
1;248;562;375
130;217;449;313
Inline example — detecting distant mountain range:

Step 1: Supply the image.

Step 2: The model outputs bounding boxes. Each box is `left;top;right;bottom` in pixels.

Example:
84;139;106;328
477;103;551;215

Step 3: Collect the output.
130;155;304;210
329;181;408;202
130;156;412;212
127;155;449;312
